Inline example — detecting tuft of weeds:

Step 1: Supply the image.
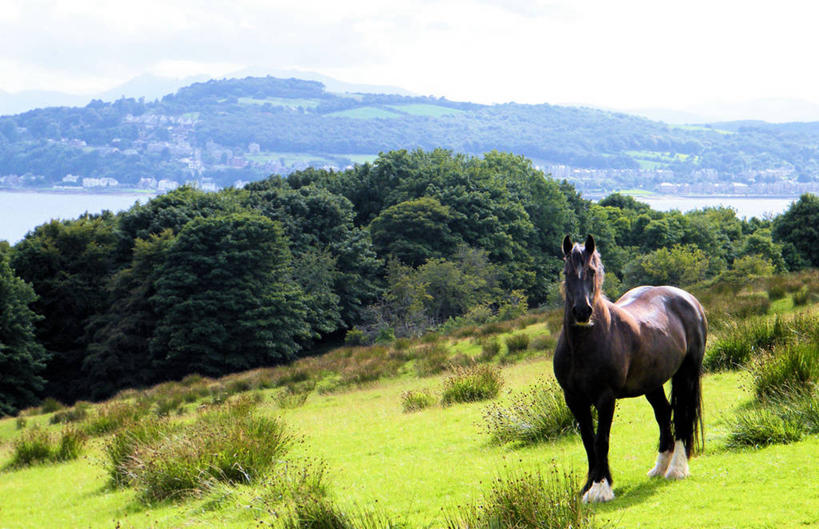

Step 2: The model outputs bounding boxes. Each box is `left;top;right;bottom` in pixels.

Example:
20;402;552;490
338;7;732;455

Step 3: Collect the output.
50;402;90;424
400;389;436;413
84;400;150;436
445;467;597;529
277;496;405;529
9;425;87;468
15;416;27;430
103;416;174;486
750;342;819;400
482;378;575;445
504;333;530;353
793;286;813;306
530;334;557;354
441;364;503;406
414;344;451;377
274;387;311;409
126;404;293;502
39;397;64;414
726;407;803;449
478;338;501;362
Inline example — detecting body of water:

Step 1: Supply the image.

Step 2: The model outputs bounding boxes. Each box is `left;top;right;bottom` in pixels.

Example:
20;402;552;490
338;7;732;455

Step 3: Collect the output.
0;191;800;245
638;195;796;219
0;190;156;244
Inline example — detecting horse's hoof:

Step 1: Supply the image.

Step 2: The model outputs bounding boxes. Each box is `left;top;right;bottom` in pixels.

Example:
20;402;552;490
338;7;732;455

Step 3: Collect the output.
664;440;690;480
582;479;615;503
647;450;672;477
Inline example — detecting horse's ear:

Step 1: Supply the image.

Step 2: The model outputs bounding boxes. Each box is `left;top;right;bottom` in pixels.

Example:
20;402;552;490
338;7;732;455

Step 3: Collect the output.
562;235;572;256
585;234;595;256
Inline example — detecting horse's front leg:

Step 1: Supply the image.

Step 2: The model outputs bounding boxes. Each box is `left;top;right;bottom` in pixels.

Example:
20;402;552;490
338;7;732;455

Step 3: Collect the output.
564;393;596;493
584;395;616;503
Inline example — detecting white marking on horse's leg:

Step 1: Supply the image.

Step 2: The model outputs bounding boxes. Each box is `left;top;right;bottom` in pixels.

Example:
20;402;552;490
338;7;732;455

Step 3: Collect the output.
664;440;690;480
582;479;615;503
647;450;672;477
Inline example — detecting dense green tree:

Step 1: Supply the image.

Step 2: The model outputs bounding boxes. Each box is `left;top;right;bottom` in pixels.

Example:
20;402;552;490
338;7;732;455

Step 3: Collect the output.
773;193;819;269
370;196;459;267
82;230;175;399
0;252;47;415
150;213;309;378
623;244;711;288
10;213;119;401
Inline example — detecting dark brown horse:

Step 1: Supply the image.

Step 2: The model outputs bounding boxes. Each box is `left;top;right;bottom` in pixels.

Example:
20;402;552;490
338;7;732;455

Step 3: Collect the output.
554;235;706;503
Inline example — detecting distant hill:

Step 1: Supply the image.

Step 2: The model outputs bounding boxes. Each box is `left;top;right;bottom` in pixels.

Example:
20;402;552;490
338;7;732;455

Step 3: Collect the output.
1;75;818;195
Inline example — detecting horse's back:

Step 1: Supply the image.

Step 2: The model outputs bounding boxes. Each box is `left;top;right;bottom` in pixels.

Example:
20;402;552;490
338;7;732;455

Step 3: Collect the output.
615;285;707;354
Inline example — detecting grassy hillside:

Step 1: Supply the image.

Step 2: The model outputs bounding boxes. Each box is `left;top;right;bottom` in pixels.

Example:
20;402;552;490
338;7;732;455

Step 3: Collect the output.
1;273;818;528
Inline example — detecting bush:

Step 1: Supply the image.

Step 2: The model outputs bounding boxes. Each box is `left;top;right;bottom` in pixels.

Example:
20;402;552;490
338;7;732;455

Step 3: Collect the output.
446;467;597;529
401;389;436;413
482;378;575;445
441;364;503;406
505;333;530;353
751;343;819;400
9;426;87;468
344;328;366;346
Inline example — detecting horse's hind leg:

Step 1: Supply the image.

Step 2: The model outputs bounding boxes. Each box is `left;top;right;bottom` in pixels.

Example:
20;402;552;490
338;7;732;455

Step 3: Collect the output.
645;387;674;477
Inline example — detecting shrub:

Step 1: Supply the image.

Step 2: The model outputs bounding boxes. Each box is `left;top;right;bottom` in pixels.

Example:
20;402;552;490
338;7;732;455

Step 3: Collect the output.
401;389;436;413
50;402;90;424
751;343;819;400
344;328;366;346
726;407;803;449
127;406;293;502
478;322;506;336
441;364;503;406
505;333;530;353
446;467;597;529
478;339;501;362
482;378;575;445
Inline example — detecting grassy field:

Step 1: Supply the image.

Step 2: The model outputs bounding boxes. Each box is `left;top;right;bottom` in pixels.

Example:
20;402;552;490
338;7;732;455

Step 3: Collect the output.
325;107;404;119
1;276;818;528
386;104;465;117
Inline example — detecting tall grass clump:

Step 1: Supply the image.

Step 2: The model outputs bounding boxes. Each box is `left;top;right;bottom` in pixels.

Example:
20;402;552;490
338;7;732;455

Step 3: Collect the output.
504;333;530;353
446;467;597;529
278;496;404;529
482;378;575;445
49;402;90;424
441;364;503;406
414;343;451;376
478;338;501;362
726;407;803;449
84;400;150;436
39;397;64;414
750;342;819;400
9;426;87;468
127;404;292;502
401;389;436;413
103;416;174;486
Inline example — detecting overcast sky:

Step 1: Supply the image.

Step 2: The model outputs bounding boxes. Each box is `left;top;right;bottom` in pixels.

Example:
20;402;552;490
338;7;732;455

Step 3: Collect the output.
2;0;818;110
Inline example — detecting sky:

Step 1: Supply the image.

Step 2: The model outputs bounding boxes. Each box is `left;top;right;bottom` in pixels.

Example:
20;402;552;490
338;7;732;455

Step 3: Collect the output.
2;0;819;112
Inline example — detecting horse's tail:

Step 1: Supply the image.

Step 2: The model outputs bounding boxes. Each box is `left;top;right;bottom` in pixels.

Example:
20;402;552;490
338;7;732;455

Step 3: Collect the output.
671;332;705;458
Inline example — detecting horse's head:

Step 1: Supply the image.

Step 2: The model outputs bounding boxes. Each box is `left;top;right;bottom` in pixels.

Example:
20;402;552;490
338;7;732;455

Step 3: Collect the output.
562;234;604;326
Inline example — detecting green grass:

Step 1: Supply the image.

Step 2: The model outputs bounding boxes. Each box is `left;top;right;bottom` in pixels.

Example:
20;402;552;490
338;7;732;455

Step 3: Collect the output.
325;107;403;119
385;104;465;117
237;97;320;108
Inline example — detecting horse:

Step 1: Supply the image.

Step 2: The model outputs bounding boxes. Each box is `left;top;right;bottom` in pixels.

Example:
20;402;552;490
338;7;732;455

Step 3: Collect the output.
553;235;707;503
